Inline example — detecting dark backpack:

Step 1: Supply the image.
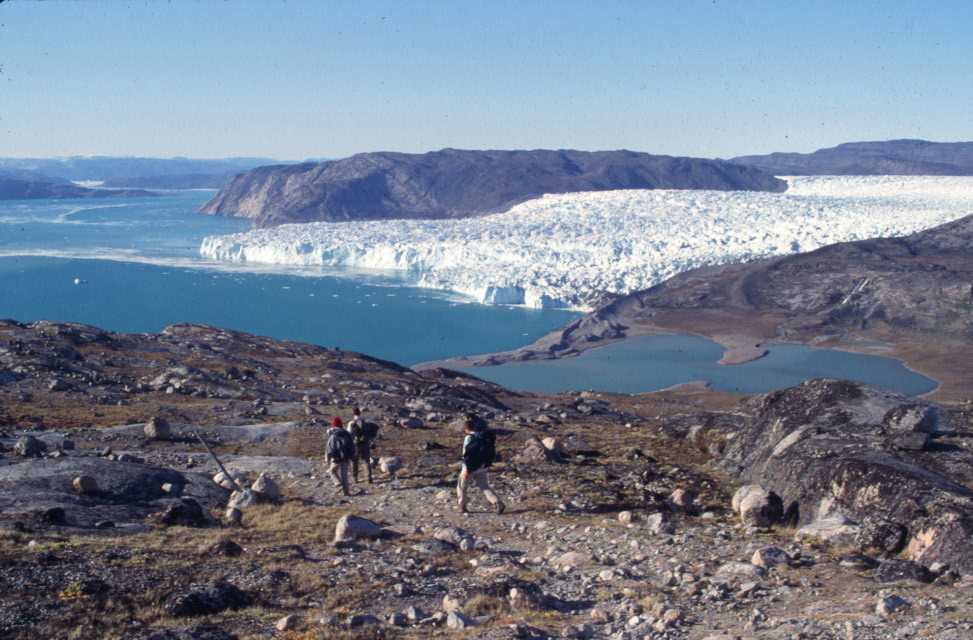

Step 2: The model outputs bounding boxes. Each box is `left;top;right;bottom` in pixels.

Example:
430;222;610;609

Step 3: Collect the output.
327;429;354;462
363;421;380;442
463;430;496;472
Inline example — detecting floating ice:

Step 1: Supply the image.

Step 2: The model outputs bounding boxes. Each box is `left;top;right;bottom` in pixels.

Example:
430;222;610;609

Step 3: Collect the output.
200;176;973;310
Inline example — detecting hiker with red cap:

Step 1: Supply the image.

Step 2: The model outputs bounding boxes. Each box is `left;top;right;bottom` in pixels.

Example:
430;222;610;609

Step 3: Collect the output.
325;416;354;496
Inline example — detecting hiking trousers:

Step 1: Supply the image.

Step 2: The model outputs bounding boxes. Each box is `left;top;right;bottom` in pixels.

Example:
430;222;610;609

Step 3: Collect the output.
353;442;373;483
328;460;350;496
457;465;503;511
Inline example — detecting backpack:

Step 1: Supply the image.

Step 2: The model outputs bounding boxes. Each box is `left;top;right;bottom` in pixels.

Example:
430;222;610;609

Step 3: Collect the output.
463;430;496;472
350;420;379;445
327;429;354;462
363;421;380;442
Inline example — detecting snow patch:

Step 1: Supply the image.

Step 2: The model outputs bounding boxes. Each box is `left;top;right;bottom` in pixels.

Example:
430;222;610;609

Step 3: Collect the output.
199;176;973;310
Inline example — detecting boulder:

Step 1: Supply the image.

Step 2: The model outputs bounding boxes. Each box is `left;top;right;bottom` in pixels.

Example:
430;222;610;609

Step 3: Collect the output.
165;581;249;617
734;485;783;528
144;416;172;441
334;514;382;543
876;594;910;617
552;551;595;569
14;435;46;458
251;473;280;501
670;488;697;511
159;498;210;527
399;417;423;429
227;489;257;511
72;475;98;495
379;456;404;477
874;559;934;584
645;512;676;535
515;436;558;463
212;471;242;491
751;546;791;569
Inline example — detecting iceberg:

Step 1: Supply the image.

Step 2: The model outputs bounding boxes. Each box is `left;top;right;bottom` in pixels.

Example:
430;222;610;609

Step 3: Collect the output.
200;176;973;310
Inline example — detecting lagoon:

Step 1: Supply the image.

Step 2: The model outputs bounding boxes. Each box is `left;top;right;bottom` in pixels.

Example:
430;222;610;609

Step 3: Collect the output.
462;334;937;396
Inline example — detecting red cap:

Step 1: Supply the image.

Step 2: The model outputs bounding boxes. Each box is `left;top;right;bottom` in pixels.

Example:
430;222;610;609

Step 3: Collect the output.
332;416;343;427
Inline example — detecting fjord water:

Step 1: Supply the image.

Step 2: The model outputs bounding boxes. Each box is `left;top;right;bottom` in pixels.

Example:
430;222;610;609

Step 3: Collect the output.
0;191;578;365
463;335;937;396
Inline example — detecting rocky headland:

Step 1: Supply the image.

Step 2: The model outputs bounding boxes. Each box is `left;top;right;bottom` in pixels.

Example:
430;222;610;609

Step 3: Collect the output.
199;149;788;227
1;319;973;639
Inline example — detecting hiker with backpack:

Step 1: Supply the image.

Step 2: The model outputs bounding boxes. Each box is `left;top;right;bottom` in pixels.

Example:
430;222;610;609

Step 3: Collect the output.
325;416;354;496
348;406;378;484
457;413;506;515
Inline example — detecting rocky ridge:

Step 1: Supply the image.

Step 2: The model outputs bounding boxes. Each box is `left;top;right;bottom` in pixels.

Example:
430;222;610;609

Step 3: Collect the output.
731;139;973;176
199;148;787;227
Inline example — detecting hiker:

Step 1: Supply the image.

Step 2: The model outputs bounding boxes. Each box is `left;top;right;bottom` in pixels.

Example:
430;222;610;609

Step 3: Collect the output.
348;406;377;484
325;416;354;496
457;413;506;514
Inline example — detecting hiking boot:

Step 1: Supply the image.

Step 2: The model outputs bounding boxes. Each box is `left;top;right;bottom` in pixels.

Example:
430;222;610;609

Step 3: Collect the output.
496;502;506;515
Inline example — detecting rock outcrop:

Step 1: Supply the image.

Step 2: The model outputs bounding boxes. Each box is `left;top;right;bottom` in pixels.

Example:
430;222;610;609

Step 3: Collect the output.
200;148;787;227
716;379;973;573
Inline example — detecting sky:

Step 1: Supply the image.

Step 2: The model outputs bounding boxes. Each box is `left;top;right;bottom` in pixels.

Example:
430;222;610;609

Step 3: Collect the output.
2;1;971;160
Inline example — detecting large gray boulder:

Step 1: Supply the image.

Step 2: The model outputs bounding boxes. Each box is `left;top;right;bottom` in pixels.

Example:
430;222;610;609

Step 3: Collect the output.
333;514;382;543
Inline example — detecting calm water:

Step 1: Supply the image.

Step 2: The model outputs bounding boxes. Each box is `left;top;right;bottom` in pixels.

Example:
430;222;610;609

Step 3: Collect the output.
463;334;937;396
0;192;578;365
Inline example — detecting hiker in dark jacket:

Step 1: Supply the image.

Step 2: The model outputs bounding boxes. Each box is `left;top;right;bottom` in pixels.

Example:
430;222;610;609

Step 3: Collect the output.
457;413;505;514
347;406;376;484
325;416;354;496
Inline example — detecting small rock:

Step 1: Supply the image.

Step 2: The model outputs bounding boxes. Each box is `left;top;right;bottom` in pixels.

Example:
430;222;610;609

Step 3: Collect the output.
224;507;242;526
618;510;634;524
276;614;300;632
446;611;473;629
876;594;910;617
670;488;697;510
442;594;462;613
552;551;595;569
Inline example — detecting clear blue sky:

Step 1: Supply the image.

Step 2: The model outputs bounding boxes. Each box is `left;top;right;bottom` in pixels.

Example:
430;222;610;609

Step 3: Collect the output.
2;1;971;160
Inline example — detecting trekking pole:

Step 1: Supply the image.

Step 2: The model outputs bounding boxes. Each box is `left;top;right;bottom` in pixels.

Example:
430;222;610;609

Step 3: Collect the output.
195;433;246;491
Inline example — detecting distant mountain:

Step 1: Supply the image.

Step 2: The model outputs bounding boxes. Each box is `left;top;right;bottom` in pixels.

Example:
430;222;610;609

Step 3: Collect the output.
200;148;788;227
731;139;973;175
0;156;280;182
101;173;237;189
0;171;153;200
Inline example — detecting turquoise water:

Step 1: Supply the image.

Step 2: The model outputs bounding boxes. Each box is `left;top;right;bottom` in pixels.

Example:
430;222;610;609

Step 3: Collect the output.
463;334;937;396
0;192;578;365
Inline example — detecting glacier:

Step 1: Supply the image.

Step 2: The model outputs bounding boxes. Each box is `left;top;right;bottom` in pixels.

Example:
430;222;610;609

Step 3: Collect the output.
200;176;973;310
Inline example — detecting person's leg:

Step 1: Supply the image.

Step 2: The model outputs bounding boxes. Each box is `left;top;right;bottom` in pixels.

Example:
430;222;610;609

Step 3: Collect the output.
352;450;360;483
328;461;341;487
363;445;373;483
476;469;506;514
456;464;470;512
340;462;350;496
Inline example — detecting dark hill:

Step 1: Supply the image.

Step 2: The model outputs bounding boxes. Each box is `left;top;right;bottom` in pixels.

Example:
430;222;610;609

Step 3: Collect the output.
731;139;973;175
199;148;788;227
